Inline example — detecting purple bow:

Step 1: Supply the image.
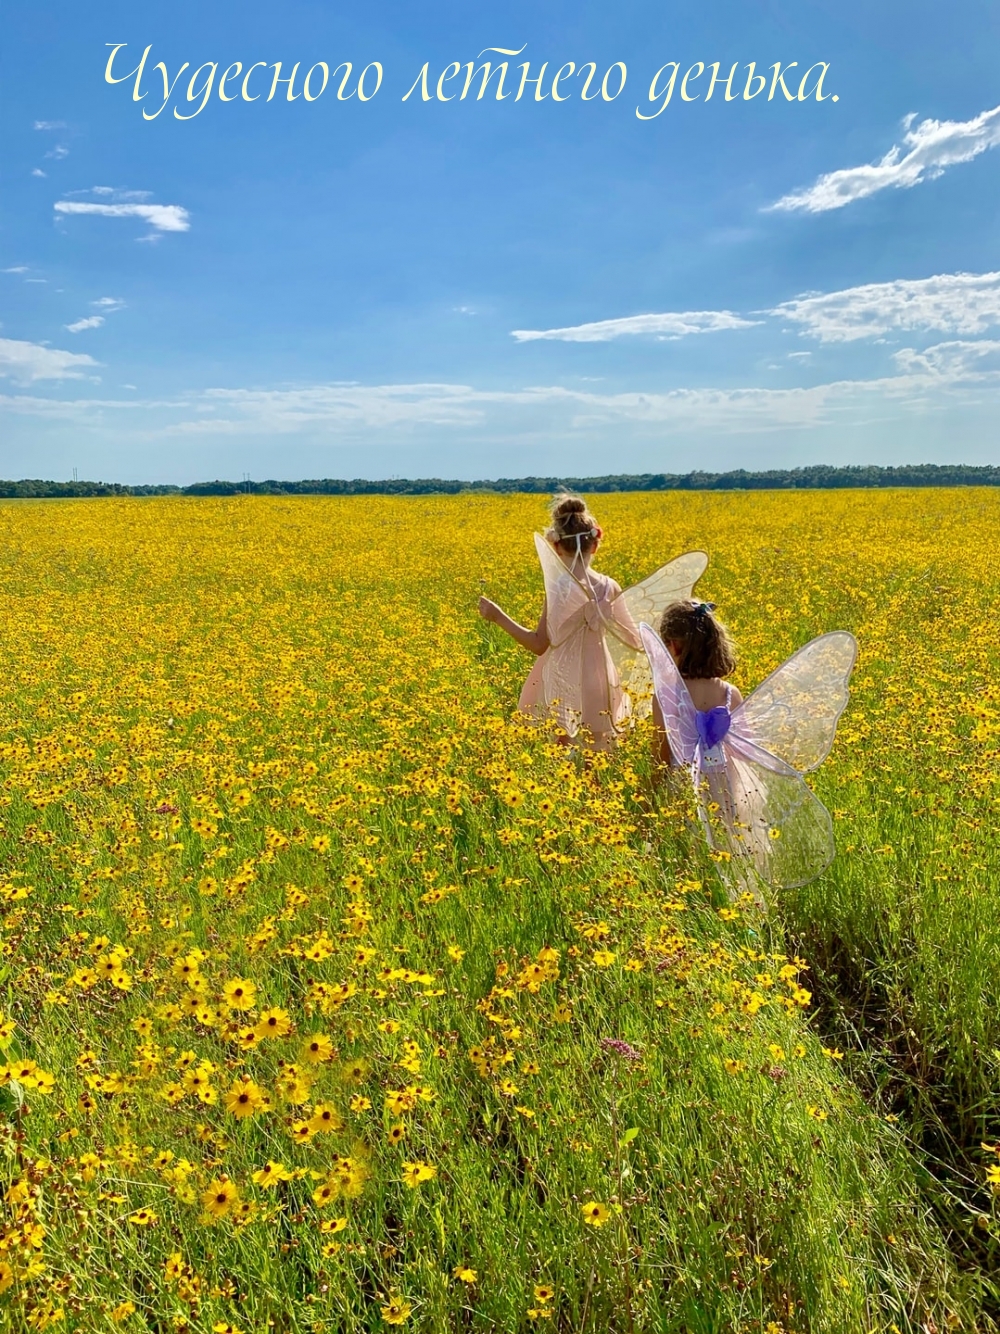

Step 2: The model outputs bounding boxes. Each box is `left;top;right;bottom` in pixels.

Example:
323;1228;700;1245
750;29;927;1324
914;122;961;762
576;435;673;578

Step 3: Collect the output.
695;706;731;750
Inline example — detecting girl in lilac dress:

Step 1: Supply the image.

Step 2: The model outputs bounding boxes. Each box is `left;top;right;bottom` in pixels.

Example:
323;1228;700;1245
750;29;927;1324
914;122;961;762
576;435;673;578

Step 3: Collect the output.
644;599;857;890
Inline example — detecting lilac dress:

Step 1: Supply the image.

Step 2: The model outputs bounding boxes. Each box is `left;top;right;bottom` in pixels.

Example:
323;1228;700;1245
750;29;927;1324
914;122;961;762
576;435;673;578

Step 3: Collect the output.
640;623;858;890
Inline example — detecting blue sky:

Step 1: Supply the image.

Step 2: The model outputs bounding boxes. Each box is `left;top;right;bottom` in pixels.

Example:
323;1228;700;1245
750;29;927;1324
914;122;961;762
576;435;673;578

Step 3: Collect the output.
2;0;999;483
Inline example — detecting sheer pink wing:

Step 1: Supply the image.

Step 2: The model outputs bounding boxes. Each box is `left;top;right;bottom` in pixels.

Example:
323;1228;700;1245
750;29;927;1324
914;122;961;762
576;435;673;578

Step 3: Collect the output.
608;553;709;718
621;551;709;626
731;632;857;773
534;533;590;646
639;622;698;764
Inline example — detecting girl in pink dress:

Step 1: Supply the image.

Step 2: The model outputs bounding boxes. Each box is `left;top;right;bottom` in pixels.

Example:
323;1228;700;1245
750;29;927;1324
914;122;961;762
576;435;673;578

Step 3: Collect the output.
478;495;707;750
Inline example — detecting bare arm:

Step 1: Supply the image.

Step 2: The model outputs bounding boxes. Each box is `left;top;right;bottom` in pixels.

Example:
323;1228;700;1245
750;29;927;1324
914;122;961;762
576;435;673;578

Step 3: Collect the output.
478;597;549;656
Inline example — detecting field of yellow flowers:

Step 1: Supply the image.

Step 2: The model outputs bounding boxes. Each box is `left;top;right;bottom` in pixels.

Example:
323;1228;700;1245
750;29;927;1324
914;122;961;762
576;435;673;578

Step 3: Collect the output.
0;490;998;1333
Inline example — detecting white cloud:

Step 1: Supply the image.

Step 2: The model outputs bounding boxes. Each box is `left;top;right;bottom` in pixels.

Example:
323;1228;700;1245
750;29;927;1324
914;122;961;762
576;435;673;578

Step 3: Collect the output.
4;340;999;440
185;331;1000;432
772;272;1000;342
2;266;28;274
6;266;1000;441
32;168;46;178
0;338;99;383
54;201;191;234
513;272;1000;351
1;380;817;434
65;316;105;334
33;120;66;130
145;371;942;437
770;103;1000;213
45;145;69;161
63;298;125;332
893;338;1000;380
511;310;759;343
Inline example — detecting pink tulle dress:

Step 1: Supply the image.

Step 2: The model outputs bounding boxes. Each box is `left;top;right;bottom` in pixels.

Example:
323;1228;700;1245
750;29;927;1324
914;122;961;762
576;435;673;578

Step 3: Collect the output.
518;560;641;748
517;533;709;750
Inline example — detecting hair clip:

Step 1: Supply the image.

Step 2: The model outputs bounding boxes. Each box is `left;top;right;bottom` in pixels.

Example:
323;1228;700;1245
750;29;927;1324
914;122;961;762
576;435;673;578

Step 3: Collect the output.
694;601;716;617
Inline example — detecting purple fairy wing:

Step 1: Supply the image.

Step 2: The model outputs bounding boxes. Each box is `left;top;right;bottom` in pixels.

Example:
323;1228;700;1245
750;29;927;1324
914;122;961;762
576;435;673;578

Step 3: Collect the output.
639;622;698;764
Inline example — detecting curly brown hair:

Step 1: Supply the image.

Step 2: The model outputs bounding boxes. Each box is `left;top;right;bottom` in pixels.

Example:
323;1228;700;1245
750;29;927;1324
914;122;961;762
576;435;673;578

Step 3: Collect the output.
659;599;736;680
545;493;601;555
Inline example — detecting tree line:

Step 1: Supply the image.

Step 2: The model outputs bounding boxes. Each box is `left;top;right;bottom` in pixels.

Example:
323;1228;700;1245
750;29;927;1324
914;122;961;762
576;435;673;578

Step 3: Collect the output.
4;463;1000;499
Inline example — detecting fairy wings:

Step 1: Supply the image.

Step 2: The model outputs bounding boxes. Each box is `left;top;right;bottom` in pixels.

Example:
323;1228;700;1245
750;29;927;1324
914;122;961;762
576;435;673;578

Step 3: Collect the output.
640;623;858;888
534;533;709;717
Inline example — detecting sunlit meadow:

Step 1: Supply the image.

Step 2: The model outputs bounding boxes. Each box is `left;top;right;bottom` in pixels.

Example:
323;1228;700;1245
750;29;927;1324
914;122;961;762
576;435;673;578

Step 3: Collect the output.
1;491;999;1333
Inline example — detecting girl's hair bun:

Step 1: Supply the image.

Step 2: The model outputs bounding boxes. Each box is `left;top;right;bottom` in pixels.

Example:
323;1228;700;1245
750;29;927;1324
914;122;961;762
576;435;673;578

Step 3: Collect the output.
546;492;600;554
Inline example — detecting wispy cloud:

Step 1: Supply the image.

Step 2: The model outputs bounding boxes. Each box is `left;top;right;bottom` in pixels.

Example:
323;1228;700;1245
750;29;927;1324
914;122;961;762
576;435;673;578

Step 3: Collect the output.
0;380;838;432
135;353;999;435
65;316;105;334
76;187;152;201
195;383;493;431
54;198;190;236
511;311;759;343
517;273;1000;351
33;120;66;130
2;266;28;274
769;104;1000;213
893;338;1000;380
773;272;1000;342
0;338;99;383
3;335;998;439
0;394;153;419
45;145;69;161
63;296;126;333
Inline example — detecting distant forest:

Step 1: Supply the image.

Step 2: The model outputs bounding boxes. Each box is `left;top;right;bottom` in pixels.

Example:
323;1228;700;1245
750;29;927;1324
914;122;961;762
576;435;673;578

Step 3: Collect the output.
3;463;1000;498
